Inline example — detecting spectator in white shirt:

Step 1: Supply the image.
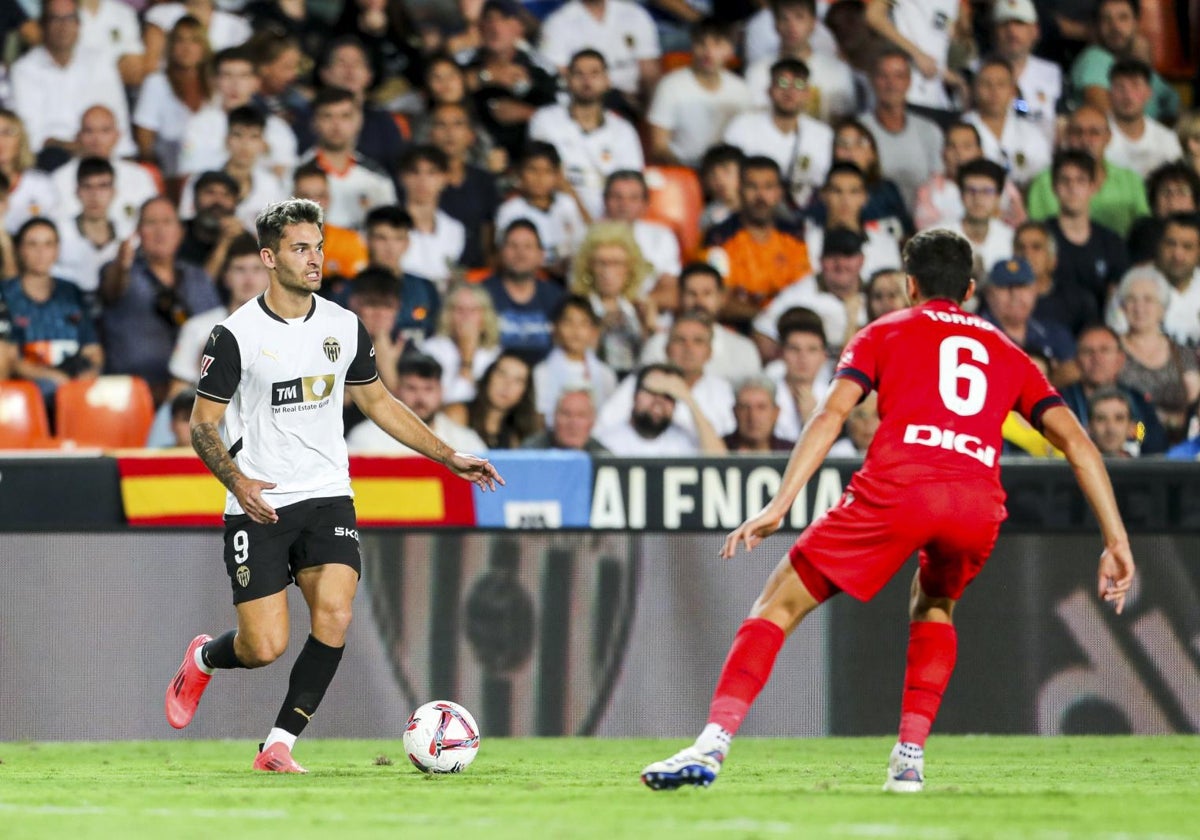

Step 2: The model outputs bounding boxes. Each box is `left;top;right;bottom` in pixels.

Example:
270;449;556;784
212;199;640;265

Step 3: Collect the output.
77;0;144;86
539;0;661;109
347;352;489;455
494;141;588;279
639;261;764;383
533;295;618;427
744;0;856;121
865;0;969;114
595;362;728;456
942;158;1016;284
177;107;287;233
963;56;1051;189
10;0;133;166
992;0;1061;145
647;18;750;168
296;86;396;233
0;109;59;235
421;282;503;405
528;49;645;220
602;169;681;309
178;46;298;180
1105;59;1184;179
913;120;1028;232
133;15;211;180
54;157;121;293
398;145;465;293
722;57;833;210
597;310;737;439
52;106;160;239
142;0;252;69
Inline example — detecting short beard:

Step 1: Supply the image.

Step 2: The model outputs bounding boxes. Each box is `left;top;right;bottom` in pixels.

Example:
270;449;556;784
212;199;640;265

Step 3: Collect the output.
631;410;671;439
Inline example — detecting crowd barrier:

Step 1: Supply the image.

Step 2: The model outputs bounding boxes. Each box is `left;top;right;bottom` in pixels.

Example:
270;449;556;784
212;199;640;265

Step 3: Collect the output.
0;456;1196;740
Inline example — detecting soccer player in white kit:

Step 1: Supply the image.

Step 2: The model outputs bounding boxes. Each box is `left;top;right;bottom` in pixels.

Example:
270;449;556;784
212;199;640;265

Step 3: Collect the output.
165;199;503;772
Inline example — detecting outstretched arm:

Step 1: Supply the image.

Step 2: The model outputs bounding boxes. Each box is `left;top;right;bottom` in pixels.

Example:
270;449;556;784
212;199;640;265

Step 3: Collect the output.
1040;405;1135;613
191;394;279;524
347;379;504;491
721;377;864;559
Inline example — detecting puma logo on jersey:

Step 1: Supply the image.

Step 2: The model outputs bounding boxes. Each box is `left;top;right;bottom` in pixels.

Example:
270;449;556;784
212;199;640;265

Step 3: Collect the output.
262;348;280;361
903;424;996;468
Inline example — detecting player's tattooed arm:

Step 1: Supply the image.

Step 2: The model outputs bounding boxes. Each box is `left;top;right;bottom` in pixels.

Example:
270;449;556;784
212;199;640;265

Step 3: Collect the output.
191;421;243;492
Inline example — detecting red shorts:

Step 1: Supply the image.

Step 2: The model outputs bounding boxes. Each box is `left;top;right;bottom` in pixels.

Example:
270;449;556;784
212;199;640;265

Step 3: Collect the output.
788;476;1005;603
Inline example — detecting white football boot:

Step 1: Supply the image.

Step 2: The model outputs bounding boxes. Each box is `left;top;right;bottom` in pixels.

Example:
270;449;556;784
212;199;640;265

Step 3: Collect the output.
641;746;724;790
882;741;925;793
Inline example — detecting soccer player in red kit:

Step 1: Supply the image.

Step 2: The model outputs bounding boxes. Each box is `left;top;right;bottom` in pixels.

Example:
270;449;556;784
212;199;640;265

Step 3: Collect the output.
641;229;1135;793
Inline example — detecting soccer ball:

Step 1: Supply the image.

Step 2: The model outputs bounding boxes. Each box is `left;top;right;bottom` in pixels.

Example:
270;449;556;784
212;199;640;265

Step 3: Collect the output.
403;700;481;774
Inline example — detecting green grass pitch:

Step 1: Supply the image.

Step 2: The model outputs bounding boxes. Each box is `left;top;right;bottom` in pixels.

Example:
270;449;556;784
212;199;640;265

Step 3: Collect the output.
2;737;1198;839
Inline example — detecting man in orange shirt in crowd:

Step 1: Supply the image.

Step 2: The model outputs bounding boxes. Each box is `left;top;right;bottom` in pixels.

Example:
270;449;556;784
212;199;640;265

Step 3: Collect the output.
702;156;810;330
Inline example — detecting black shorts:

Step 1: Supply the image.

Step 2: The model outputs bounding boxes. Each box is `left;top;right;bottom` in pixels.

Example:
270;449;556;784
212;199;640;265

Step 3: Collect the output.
223;496;362;604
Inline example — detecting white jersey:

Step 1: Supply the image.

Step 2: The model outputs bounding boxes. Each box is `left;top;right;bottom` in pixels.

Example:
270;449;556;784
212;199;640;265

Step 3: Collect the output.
892;0;958;109
495;193;588;267
963;110;1051;188
539;0;661;95
722;111;833;208
528;104;645;219
646;67;751;167
1105;117;1184;179
196;294;378;516
52;157;159;238
1017;56;1062;144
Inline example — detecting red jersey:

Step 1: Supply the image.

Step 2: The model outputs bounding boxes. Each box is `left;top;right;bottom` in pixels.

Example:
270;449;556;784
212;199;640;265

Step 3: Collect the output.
836;299;1064;489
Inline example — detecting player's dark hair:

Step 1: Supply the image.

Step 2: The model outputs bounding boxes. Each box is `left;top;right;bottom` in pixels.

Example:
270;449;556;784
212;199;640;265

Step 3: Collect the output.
501;218;542;246
349;267;402;303
740;154;782;181
604;169;647;200
553;294;601;327
903;229;974;302
468;350;538;448
634;362;685;394
1109;57;1152;83
1146;161;1200;207
956;158;1007;192
680;261;724;292
945;121;982;147
76;156;115;184
568;48;607;71
690;16;731;43
256;198;323;253
397;352;444;381
778;308;828;347
399;144;449;174
312;85;357;112
15;216;57;248
364;204;413;232
699;143;744;176
823;161;868;189
770;57;809;81
293;161;328;186
227;105;267;131
1052;149;1097;182
520;140;561;169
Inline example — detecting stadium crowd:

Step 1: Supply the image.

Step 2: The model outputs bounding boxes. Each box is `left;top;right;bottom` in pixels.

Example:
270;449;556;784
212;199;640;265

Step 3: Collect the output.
0;0;1199;459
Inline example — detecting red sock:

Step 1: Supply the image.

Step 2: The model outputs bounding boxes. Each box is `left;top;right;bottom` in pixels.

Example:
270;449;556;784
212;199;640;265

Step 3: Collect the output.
707;618;786;735
898;621;957;746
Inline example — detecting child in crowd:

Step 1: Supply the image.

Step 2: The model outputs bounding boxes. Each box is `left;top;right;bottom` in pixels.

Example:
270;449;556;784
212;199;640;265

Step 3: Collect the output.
533;295;618;428
699;144;743;234
494;142;588;279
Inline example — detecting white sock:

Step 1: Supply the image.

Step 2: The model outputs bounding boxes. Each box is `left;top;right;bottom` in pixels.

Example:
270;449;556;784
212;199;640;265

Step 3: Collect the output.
194;645;215;676
264;727;297;752
897;741;924;760
695;723;733;758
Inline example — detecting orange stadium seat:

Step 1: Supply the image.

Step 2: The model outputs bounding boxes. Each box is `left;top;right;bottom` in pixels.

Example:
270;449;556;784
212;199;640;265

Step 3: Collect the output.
644;165;705;260
0;380;52;448
1140;0;1199;81
55;375;155;449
